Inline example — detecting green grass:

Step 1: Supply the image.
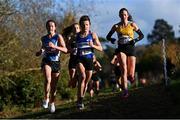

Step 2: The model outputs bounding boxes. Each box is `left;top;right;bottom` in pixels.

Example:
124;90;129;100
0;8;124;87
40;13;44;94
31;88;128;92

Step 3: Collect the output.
167;79;180;105
3;80;180;119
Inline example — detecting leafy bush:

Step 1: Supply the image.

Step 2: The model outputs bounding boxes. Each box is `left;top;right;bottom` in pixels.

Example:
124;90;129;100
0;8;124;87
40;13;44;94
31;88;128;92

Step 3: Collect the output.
0;71;44;110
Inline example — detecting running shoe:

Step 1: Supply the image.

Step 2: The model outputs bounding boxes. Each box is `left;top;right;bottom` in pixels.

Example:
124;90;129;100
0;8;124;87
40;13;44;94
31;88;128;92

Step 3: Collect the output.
77;98;84;110
122;89;129;98
127;76;135;84
49;103;55;113
42;99;49;109
77;103;84;110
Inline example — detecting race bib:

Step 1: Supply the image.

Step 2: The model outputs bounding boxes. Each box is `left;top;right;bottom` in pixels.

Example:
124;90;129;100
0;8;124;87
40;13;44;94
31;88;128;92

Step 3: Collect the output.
118;36;131;44
79;49;92;56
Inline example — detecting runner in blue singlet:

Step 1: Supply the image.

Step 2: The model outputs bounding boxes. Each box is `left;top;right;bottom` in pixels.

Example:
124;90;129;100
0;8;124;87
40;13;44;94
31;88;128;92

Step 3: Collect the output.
76;15;103;110
36;20;67;113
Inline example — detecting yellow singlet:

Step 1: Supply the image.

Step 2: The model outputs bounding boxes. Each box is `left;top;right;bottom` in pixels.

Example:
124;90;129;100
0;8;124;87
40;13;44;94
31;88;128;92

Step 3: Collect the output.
116;21;134;40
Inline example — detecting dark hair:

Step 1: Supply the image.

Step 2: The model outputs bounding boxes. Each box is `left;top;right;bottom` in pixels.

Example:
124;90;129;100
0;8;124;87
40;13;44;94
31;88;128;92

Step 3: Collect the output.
73;22;79;26
119;8;133;21
79;15;91;25
46;19;56;30
62;23;79;39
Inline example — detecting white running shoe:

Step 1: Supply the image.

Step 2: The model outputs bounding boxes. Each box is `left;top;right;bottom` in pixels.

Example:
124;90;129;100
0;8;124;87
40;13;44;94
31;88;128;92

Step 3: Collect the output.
77;103;84;110
116;83;120;89
42;99;49;109
49;103;55;113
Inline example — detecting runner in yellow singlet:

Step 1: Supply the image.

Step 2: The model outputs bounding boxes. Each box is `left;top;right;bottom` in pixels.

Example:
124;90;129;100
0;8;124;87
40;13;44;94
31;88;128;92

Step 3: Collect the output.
106;8;144;98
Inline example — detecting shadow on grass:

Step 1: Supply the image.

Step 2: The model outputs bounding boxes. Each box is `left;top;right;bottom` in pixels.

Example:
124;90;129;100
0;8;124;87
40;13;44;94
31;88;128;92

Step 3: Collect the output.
13;83;180;119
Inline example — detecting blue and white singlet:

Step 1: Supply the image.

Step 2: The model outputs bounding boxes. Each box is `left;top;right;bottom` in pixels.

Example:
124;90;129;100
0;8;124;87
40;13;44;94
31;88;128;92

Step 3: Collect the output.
42;34;60;61
76;32;94;59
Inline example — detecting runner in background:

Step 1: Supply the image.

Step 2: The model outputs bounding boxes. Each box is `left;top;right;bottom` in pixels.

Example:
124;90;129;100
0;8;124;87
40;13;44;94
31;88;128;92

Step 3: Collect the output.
111;52;122;92
62;23;80;88
89;55;102;97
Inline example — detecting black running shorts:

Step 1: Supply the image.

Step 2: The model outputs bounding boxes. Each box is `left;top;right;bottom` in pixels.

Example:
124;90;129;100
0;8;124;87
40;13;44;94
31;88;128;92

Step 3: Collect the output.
117;44;136;56
77;57;93;70
68;54;78;69
41;58;61;73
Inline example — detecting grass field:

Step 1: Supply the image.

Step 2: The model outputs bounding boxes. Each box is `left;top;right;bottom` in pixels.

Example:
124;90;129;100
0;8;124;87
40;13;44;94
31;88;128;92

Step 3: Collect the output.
3;79;180;119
